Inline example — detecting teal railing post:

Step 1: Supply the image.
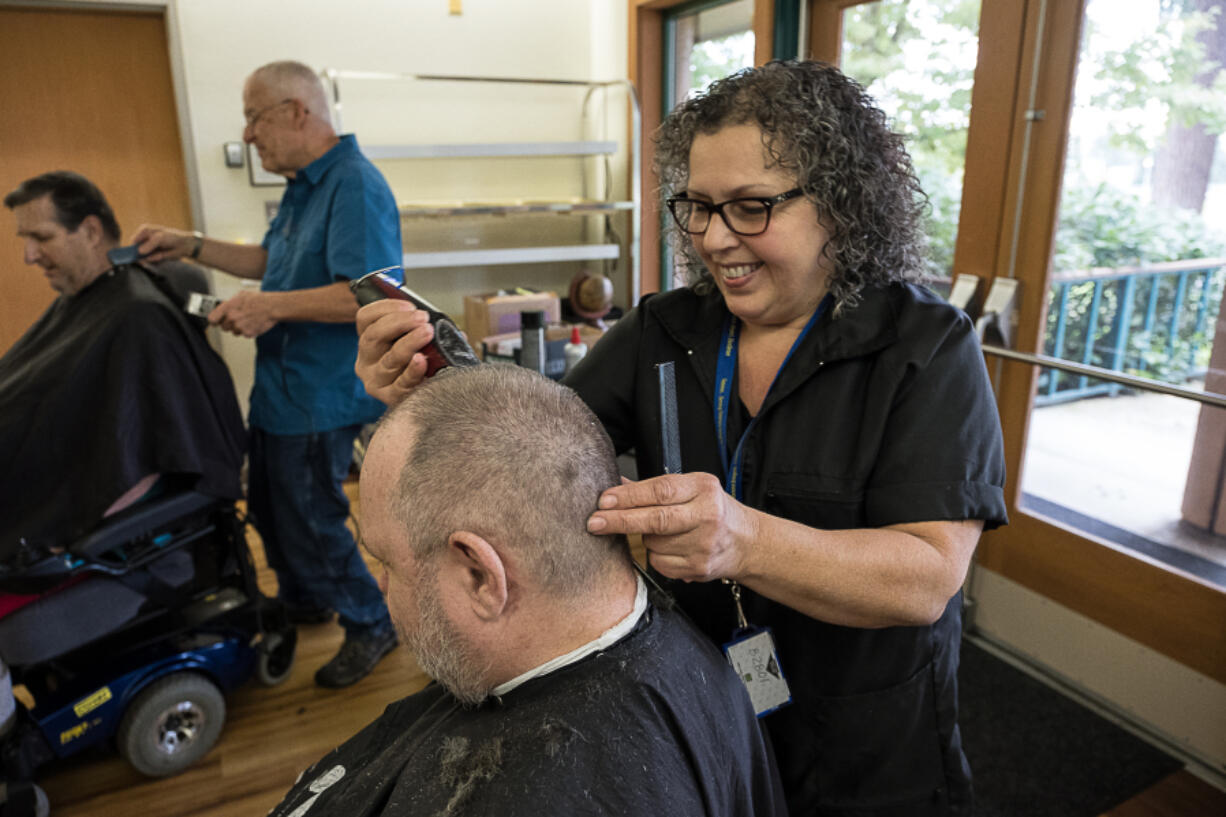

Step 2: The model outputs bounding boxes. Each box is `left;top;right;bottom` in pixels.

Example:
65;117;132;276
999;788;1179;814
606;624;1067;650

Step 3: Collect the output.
1108;275;1137;395
1189;266;1214;373
1142;274;1161;355
1048;281;1071;398
1168;271;1189;368
1076;280;1105;393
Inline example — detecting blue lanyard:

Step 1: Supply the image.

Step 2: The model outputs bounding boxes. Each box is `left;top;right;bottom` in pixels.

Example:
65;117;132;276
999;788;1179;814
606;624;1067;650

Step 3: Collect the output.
713;296;830;501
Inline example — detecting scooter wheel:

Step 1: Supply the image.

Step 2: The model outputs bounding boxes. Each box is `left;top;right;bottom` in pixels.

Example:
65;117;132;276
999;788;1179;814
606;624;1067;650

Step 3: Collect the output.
117;673;225;777
256;629;297;686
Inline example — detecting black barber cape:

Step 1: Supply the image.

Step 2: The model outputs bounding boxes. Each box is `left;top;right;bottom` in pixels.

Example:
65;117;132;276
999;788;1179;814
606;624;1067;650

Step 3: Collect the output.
0;264;245;558
268;594;786;817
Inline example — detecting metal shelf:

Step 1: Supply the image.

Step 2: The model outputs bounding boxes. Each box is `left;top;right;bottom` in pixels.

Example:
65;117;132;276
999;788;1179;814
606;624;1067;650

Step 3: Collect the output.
399;200;635;218
401;244;620;269
323;68;642;302
364;141;618;160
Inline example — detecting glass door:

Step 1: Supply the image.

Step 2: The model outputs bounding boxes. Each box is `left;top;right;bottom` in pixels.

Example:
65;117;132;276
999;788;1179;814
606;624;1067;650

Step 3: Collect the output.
975;0;1226;685
804;0;1226;683
1020;0;1226;586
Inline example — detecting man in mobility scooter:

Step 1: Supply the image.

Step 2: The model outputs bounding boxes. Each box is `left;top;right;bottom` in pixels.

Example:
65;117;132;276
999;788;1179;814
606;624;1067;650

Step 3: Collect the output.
0;172;297;813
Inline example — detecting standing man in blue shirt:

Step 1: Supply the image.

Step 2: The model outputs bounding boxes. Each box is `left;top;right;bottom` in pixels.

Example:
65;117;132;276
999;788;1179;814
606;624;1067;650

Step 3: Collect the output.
136;60;399;688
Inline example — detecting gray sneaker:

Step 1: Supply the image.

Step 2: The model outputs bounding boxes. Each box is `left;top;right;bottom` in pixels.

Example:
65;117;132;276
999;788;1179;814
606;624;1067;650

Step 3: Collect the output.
314;629;397;688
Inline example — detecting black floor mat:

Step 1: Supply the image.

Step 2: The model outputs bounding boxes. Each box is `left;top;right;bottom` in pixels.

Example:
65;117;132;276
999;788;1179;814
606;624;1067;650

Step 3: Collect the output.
959;639;1183;816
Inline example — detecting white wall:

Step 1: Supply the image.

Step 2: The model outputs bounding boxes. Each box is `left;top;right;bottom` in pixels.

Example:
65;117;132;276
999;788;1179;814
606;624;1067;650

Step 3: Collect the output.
148;0;628;411
170;0;623;239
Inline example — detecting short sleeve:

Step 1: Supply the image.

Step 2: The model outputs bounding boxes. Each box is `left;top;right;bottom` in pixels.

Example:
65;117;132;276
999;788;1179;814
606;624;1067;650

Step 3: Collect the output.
324;163;402;282
864;309;1008;529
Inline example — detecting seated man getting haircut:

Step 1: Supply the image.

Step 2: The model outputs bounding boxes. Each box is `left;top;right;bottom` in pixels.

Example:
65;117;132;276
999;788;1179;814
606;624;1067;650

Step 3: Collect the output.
0;171;244;557
268;364;784;817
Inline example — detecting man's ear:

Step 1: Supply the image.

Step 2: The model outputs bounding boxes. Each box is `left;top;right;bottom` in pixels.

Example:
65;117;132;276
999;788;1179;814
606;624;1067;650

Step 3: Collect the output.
79;214;105;247
442;531;508;622
289;98;311;129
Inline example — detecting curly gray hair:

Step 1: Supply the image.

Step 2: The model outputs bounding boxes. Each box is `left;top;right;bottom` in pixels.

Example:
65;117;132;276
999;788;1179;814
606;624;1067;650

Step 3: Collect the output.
653;59;928;313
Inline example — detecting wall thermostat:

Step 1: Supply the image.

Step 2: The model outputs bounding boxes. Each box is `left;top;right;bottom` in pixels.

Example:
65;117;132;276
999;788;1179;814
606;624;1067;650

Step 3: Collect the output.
223;142;245;168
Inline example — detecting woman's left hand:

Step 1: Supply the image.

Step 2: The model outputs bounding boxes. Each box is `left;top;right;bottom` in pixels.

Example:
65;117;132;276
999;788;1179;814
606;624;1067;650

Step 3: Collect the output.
587;473;757;582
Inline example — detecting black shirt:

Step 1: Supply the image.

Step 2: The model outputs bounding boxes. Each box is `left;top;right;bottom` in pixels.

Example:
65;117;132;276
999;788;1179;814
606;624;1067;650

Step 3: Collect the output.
267;595;786;817
566;283;1007;816
0;265;245;556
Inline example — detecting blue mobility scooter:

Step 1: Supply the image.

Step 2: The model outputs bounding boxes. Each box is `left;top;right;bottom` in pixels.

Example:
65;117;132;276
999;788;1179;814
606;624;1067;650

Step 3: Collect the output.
0;488;297;814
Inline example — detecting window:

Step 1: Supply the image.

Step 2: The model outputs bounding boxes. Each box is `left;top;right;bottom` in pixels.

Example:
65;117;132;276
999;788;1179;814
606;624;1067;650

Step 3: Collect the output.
667;0;756;107
840;0;982;282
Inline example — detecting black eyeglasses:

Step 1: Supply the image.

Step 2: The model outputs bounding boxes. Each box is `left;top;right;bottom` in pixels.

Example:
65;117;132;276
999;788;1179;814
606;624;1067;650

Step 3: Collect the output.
666;188;804;237
244;98;295;130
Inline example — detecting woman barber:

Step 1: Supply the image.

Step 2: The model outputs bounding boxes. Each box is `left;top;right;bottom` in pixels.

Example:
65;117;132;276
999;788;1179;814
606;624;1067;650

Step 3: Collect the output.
356;60;1006;816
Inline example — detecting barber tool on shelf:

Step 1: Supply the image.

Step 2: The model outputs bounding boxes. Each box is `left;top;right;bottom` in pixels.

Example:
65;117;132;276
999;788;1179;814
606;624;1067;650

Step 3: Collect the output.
350;267;481;377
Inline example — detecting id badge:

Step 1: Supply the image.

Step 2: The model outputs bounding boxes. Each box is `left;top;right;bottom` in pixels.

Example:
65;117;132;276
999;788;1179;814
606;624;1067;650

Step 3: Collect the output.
722;626;792;717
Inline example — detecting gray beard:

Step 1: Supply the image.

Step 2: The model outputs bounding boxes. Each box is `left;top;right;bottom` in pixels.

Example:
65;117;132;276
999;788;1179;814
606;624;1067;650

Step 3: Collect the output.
401;577;494;707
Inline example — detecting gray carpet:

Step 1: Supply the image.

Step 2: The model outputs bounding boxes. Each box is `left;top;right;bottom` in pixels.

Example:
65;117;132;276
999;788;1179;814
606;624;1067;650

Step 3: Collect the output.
958;639;1183;816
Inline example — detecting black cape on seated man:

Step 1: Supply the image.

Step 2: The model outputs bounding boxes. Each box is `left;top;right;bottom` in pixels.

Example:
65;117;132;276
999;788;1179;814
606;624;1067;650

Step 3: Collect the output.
273;588;781;817
268;365;785;817
1;172;244;559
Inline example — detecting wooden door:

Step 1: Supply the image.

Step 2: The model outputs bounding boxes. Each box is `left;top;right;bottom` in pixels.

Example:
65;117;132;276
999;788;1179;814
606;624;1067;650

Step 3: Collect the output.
0;6;192;354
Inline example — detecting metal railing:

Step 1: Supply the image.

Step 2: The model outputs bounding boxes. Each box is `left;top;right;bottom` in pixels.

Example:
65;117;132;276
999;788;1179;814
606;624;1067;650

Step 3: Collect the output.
1038;257;1225;405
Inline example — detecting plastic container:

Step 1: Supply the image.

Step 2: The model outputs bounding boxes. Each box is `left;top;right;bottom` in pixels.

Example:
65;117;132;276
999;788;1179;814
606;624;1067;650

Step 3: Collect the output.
563;326;588;375
520;310;546;374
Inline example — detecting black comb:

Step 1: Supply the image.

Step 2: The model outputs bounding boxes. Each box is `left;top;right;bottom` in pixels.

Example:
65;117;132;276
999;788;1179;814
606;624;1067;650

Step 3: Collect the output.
656;361;682;474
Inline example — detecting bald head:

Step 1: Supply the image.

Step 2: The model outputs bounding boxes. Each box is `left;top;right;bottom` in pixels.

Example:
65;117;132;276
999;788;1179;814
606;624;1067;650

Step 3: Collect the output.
376;364;630;598
247;60;333;129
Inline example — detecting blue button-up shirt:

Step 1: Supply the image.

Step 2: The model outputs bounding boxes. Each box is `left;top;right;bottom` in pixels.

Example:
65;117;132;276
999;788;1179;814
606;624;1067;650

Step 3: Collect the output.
248;134;401;434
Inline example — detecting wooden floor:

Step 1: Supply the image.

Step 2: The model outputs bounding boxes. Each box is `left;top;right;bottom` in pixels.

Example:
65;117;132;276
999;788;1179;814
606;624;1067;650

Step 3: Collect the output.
35;496;431;817
27;487;1226;816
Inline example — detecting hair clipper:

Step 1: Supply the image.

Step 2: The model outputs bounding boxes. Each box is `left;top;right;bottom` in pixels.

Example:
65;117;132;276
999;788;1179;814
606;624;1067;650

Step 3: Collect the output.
350;267;480;377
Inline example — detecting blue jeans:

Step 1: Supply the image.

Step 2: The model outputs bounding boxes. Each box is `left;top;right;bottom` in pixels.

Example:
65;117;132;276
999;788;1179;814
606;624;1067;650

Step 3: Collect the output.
247;426;392;638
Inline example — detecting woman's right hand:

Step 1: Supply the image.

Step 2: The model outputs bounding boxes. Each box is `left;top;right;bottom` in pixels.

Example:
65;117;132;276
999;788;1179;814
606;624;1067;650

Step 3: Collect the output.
355;299;436;405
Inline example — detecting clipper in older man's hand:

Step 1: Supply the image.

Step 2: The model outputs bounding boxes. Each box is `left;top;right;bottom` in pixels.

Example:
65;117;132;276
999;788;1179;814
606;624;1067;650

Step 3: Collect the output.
185;292;223;318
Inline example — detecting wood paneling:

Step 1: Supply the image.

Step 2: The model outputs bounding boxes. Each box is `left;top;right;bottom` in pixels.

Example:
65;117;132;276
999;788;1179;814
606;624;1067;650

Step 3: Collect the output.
805;2;843;62
753;0;776;66
977;487;1226;681
1102;770;1226;817
950;0;1027;286
629;0;668;296
0;6;192;354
